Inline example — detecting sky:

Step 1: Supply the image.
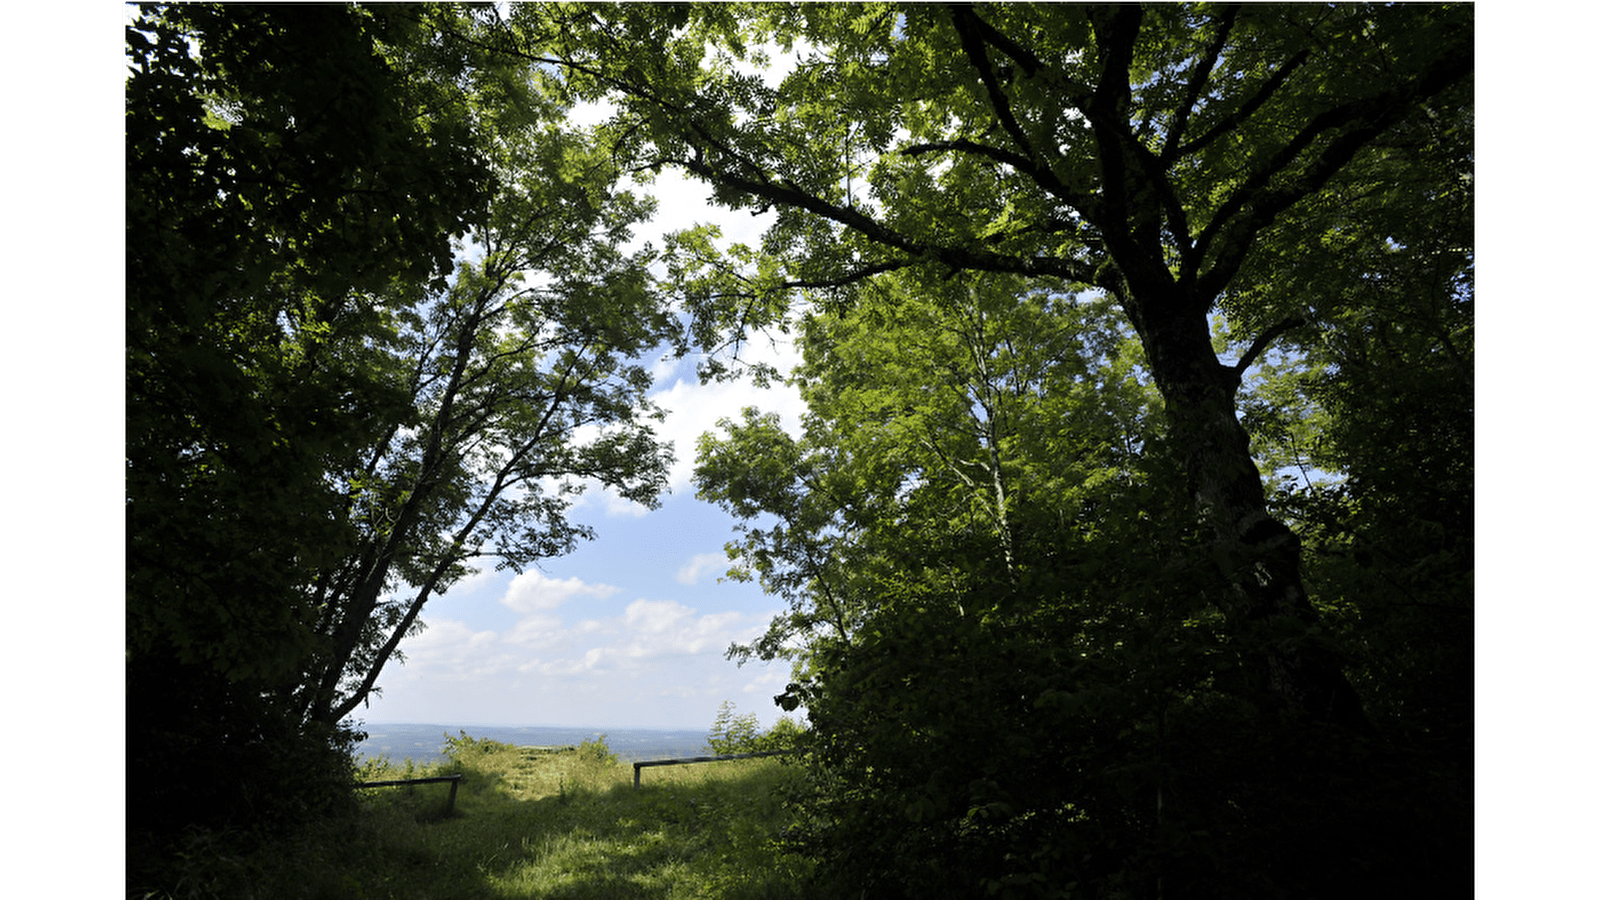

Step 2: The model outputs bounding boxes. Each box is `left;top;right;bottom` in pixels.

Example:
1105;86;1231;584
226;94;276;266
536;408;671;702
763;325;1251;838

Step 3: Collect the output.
354;154;807;732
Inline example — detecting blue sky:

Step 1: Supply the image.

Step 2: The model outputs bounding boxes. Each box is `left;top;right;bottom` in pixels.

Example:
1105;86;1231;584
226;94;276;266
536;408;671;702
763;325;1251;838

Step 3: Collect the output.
357;167;807;732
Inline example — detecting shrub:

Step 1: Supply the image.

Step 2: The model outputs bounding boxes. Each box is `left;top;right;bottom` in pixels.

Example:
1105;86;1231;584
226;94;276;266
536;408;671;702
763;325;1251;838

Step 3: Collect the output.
707;700;803;755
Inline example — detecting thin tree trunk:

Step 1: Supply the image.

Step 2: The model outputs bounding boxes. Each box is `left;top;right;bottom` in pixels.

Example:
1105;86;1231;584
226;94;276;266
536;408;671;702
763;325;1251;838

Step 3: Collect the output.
302;299;487;725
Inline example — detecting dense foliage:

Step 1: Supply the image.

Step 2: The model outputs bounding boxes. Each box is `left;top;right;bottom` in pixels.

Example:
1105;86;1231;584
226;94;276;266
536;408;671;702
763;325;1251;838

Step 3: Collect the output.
127;4;1471;897
599;4;1467;896
696;266;1472;896
126;2;494;849
126;1;680;868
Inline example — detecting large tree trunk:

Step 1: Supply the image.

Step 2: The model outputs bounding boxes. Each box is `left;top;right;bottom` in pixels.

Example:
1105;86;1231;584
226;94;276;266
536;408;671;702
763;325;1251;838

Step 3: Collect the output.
1133;291;1372;734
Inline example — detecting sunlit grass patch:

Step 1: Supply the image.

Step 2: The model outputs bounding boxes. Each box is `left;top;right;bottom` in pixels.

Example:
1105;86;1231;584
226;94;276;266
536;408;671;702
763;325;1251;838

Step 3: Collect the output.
165;733;813;899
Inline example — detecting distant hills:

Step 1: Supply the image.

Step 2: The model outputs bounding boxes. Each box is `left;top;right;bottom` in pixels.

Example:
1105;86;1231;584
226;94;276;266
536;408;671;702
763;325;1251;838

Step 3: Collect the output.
355;723;711;765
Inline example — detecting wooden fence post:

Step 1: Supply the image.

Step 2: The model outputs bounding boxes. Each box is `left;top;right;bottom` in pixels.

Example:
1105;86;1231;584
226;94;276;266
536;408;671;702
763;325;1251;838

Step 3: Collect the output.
357;774;465;815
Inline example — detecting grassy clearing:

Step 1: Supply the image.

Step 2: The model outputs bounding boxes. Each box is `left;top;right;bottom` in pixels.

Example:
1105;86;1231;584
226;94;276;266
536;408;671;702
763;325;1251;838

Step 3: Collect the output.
151;734;813;899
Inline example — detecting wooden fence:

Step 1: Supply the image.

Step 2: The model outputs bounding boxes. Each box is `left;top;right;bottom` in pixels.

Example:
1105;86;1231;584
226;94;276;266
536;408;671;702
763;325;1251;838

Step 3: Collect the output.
358;773;465;814
632;750;790;790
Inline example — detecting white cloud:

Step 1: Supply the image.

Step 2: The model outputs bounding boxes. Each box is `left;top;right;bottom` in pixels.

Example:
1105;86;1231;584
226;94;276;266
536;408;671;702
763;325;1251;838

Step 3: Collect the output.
648;356;808;495
612;598;755;660
501;570;620;614
373;576;774;721
676;551;729;585
621;597;691;635
518;646;608;677
503;613;569;649
599;491;656;519
562;330;807;512
393;619;519;679
438;562;500;600
364;601;793;727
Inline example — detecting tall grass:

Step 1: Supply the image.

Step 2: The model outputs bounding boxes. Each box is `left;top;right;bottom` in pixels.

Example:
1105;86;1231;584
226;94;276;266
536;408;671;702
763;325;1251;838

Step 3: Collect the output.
143;733;813;899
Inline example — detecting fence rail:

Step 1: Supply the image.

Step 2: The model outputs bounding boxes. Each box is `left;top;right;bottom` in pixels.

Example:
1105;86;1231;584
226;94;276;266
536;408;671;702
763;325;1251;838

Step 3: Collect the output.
358;773;464;814
632;750;790;790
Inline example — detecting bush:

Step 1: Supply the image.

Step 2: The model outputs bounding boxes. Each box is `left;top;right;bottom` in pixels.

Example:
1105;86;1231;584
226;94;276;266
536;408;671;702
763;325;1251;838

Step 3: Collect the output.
707;701;803;755
126;659;365;897
780;578;1470;900
577;735;619;767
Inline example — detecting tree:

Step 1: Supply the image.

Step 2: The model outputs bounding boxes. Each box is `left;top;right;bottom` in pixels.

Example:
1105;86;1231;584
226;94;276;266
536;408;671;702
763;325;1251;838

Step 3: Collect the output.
706;700;803;754
695;271;1207;896
513;4;1472;894
125;3;679;863
697;268;1164;668
294;113;679;728
1218;88;1473;756
126;2;498;845
518;0;1472;734
126;1;494;682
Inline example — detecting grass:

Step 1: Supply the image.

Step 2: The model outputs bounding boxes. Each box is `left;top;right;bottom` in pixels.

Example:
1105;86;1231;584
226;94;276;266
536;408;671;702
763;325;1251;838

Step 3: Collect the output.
149;734;814;899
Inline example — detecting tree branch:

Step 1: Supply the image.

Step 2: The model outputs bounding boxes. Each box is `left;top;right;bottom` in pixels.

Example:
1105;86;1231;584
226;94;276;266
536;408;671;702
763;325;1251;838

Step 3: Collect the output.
1195;44;1473;302
948;5;1039;161
1084;5;1144;241
900;138;1095;216
1161;4;1240;164
1232;314;1307;381
670;139;1095;286
1174;48;1311;161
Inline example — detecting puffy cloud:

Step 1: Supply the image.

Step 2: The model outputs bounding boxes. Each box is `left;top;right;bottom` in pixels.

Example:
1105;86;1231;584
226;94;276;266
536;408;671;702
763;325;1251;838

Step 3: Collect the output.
647;357;807;495
383;583;769;703
502;613;569;650
676;551;729;585
583;599;759;662
501;570;620;614
518;647;607;677
391;619;518;680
